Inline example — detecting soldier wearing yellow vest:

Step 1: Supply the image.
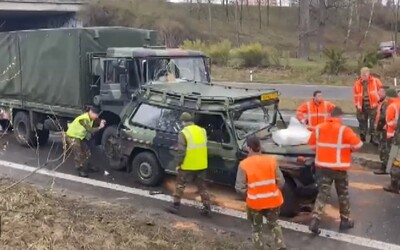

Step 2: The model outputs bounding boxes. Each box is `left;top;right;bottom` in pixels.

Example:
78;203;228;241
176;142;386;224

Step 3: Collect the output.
66;107;106;177
166;112;211;216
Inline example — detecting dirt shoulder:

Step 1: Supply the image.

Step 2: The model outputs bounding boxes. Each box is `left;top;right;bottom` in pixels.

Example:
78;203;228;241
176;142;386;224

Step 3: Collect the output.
0;178;251;250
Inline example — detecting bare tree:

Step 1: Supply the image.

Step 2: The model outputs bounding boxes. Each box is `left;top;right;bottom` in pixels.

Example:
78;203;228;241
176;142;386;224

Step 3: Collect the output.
208;0;212;38
317;0;327;56
298;0;310;59
267;0;270;26
395;0;400;57
197;0;201;20
344;0;354;46
257;0;263;29
235;0;241;44
240;0;244;29
359;0;376;46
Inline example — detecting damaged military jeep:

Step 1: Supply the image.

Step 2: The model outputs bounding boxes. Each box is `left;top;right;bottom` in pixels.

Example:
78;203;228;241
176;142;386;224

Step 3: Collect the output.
104;82;318;217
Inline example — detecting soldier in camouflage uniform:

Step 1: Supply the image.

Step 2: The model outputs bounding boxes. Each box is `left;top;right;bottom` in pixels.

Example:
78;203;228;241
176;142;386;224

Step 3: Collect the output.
235;136;286;250
308;107;363;234
66;106;105;177
374;88;391;175
165;112;211;216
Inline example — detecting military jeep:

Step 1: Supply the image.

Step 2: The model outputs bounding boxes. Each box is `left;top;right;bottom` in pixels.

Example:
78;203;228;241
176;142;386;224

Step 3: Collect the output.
105;82;318;217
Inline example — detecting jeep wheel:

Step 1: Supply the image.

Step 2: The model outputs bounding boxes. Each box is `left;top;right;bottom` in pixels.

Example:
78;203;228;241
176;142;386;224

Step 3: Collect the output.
132;152;164;186
102;125;125;170
280;178;300;218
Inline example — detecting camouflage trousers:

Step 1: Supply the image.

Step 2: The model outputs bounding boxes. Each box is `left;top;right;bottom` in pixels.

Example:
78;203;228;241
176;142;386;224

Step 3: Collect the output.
173;169;210;207
66;137;91;170
379;136;392;170
356;108;377;138
390;166;400;188
247;207;285;250
312;168;350;220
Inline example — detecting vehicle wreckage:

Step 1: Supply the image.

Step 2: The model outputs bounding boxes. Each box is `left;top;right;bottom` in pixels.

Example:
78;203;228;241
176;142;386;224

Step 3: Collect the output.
104;82;318;217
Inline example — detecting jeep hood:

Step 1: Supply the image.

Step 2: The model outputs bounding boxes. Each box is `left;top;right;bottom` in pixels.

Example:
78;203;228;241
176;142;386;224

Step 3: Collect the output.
260;140;315;157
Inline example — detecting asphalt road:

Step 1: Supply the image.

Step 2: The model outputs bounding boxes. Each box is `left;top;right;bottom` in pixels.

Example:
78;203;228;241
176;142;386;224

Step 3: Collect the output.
0;133;398;249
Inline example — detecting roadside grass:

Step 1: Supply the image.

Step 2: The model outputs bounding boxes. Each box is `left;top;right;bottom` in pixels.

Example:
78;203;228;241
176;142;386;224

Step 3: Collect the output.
0;178;251;250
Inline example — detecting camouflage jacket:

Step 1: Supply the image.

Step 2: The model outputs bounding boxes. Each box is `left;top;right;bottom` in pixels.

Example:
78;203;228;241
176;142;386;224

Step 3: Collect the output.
376;100;388;131
79;118;101;140
235;159;285;198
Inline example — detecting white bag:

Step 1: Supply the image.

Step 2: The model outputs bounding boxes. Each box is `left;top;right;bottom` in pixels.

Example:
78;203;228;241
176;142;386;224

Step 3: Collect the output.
272;117;311;146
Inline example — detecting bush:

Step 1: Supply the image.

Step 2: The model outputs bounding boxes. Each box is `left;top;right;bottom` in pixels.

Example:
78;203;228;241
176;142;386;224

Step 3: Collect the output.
230;43;269;68
180;39;209;54
357;51;382;69
208;40;232;66
323;48;347;75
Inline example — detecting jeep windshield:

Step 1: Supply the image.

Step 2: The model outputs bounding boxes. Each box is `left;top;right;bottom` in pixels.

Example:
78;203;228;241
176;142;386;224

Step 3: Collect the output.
232;103;276;140
147;57;209;83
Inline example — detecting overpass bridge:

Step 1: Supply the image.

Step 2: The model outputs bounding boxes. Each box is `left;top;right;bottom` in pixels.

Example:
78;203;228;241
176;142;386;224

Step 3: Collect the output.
0;0;85;31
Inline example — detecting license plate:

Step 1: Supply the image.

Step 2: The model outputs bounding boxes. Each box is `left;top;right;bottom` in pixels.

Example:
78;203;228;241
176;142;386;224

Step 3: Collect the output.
260;92;278;101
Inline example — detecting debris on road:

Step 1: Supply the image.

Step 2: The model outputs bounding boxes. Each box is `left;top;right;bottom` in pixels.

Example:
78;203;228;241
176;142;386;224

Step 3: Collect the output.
0;178;251;250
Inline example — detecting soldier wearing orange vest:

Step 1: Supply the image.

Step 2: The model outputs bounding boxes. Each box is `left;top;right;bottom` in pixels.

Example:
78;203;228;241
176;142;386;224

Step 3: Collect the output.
235;136;286;250
296;90;336;131
353;67;382;142
308;107;363;234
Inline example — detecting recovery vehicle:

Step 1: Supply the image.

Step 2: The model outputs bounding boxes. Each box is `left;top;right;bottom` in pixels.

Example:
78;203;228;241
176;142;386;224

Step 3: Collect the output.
0;27;210;147
105;82;318;217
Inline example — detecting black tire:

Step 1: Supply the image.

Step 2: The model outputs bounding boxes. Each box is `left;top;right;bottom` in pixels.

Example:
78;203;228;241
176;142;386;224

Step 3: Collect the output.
280;177;300;218
132;152;164;186
13;112;36;147
101;125;125;170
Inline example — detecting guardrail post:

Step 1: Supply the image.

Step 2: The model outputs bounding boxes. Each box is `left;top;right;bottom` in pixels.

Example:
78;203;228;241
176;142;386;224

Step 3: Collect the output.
249;70;253;82
394;77;397;86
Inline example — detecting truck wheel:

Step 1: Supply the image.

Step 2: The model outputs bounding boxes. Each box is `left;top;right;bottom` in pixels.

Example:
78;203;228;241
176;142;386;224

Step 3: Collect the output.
13;112;35;147
132;152;164;186
102;125;125;170
280;178;300;218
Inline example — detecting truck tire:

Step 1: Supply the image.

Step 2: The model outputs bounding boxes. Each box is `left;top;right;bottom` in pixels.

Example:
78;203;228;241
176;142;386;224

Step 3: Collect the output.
37;129;50;146
101;125;125;170
13;112;35;147
280;178;300;218
132;152;164;186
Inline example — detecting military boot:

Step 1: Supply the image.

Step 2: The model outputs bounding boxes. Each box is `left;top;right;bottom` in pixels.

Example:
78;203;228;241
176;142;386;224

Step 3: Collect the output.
165;203;180;214
77;168;89;178
374;164;388;175
383;180;399;194
200;205;212;217
360;134;366;142
339;218;354;230
309;218;321;235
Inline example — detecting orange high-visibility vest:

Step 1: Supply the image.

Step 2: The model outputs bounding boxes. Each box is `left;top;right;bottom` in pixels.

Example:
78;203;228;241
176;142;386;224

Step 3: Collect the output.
353;76;382;110
296;99;335;130
308;117;363;171
385;98;400;139
240;155;283;210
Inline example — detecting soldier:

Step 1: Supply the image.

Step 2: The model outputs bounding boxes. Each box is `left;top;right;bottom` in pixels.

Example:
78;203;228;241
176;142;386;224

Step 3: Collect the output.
383;118;400;194
296;90;336;131
353;67;383;142
308;107;363;234
235;135;286;250
374;89;389;174
165;112;211;216
66;106;106;177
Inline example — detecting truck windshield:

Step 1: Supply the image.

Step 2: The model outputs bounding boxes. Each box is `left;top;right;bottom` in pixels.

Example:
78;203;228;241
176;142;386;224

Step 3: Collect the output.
147;57;208;83
232;103;276;140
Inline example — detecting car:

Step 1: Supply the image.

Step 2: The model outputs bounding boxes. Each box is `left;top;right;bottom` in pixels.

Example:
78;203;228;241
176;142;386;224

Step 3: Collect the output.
103;82;318;217
378;41;400;58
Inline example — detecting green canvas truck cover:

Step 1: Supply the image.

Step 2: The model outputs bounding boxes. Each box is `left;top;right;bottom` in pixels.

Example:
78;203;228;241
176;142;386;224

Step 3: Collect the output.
0;27;157;112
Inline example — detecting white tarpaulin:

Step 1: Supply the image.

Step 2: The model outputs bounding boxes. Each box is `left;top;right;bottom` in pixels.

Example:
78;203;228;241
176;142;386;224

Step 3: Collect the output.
272;117;311;146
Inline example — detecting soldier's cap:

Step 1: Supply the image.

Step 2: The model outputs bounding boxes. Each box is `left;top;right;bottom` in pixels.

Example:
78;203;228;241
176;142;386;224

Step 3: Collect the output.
386;88;398;98
89;106;101;114
246;135;261;152
180;112;193;122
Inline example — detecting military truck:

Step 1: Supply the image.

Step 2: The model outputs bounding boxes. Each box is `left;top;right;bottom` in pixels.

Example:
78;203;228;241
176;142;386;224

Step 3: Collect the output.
0;27;210;147
105;82;318;217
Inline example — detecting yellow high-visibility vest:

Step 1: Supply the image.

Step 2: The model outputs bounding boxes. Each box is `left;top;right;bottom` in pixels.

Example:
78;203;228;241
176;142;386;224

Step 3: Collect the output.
66;113;93;140
181;124;208;171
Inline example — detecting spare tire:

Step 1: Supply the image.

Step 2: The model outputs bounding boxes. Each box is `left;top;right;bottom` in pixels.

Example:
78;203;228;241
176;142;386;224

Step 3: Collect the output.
280;177;300;218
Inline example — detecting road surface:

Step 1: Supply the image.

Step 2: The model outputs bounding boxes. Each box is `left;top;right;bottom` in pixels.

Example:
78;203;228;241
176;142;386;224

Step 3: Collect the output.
0;133;398;249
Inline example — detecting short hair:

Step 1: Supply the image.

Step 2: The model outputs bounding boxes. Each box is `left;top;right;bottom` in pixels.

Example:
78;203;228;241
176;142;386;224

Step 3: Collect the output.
246;135;261;152
360;67;370;75
330;106;344;117
313;90;322;97
89;106;100;114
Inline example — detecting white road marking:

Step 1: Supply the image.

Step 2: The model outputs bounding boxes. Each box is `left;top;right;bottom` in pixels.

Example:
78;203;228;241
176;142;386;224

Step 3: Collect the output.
0;159;398;250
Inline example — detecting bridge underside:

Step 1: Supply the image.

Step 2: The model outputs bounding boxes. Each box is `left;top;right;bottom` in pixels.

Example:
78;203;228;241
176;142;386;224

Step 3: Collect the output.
0;2;82;31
